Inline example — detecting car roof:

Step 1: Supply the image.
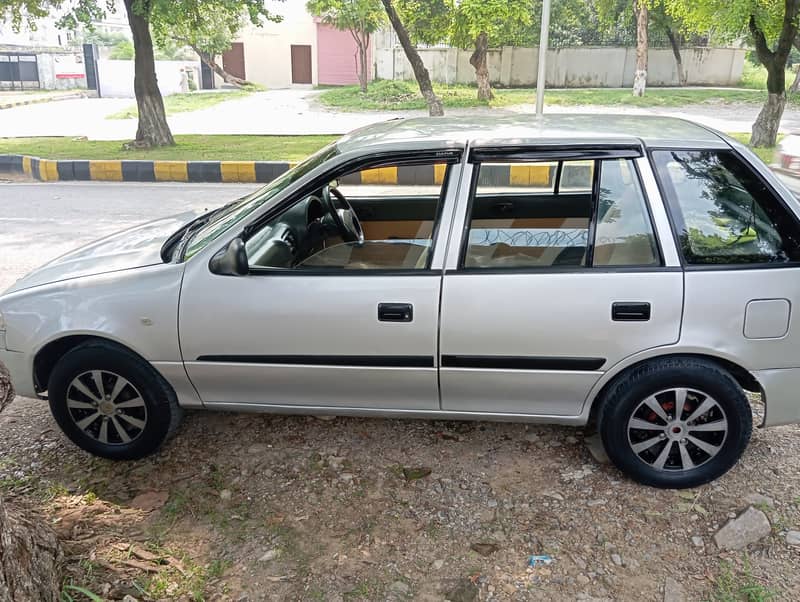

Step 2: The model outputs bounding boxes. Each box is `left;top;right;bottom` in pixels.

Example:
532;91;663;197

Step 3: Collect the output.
335;114;729;155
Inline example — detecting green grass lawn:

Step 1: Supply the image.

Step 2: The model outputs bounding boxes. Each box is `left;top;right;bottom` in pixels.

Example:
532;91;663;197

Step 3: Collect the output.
318;79;785;112
0;135;338;162
106;89;254;120
728;132;781;165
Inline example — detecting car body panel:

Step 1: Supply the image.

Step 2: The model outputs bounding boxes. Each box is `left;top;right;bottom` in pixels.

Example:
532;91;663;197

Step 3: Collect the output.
2;115;800;431
3;211;200;295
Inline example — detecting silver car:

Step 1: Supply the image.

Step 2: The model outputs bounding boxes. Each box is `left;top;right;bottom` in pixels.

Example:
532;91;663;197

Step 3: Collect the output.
2;115;799;489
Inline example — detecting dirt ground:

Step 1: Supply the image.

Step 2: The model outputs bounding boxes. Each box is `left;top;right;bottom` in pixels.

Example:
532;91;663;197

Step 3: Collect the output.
0;392;798;601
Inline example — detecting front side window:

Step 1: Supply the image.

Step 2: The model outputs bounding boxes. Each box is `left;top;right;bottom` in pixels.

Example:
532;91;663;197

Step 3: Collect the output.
245;159;450;271
463;156;659;269
653;150;800;265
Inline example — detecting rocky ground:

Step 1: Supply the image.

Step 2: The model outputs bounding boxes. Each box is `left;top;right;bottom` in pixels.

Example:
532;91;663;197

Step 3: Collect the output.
0;393;798;601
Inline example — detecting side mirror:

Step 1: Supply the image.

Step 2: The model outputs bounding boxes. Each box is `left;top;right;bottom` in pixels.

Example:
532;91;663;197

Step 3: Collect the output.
209;237;249;276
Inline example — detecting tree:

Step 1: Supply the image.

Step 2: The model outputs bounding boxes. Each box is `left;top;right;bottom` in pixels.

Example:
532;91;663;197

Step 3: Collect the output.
632;0;648;96
0;363;64;601
450;0;531;101
666;0;800;147
1;0;280;147
150;3;278;87
381;0;443;116
307;0;385;93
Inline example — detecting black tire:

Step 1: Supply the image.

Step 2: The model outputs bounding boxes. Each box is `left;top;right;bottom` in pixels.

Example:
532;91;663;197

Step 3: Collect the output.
48;340;182;460
596;357;752;489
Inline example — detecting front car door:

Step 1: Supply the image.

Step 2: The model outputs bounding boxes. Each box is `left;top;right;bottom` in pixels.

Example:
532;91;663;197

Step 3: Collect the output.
178;150;462;411
439;144;684;417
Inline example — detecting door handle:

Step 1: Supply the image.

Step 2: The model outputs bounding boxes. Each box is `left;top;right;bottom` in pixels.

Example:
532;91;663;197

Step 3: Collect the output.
612;302;651;321
378;303;413;322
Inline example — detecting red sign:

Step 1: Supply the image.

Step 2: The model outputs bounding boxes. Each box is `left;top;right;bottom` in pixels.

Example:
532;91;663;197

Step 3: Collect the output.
55;73;85;79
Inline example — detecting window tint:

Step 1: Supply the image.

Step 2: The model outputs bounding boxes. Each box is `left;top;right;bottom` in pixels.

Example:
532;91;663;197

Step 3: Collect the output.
594;159;659;266
245;160;448;271
653;150;800;265
463;157;658;269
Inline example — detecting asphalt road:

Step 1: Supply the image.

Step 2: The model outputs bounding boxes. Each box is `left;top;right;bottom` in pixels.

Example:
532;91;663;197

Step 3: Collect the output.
0;181;260;291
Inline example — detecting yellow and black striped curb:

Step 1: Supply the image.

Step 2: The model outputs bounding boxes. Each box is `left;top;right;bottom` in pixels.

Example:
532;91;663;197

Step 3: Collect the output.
0;154;297;184
0;154;576;186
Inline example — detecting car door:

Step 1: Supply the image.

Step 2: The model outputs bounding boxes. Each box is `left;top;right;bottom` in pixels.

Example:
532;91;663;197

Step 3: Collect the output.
178;153;461;411
439;147;684;416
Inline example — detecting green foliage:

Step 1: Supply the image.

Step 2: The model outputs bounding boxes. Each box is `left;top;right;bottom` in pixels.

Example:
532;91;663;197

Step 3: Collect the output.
306;0;386;35
710;557;777;602
395;0;451;46
450;0;531;49
150;0;282;59
664;0;787;44
108;38;134;59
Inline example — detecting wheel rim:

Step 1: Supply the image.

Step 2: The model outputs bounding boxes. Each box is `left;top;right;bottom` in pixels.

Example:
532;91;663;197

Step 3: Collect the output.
626;387;728;472
66;370;148;445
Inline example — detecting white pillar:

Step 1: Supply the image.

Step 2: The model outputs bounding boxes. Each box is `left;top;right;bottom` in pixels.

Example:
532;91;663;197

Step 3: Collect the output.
535;0;551;116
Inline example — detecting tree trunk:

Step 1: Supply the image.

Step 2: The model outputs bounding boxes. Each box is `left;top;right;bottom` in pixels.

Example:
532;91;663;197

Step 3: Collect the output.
0;364;63;602
666;28;686;86
632;0;648;97
749;8;799;147
358;33;369;94
791;63;800;94
381;0;443;117
470;32;493;101
123;0;174;147
196;49;250;87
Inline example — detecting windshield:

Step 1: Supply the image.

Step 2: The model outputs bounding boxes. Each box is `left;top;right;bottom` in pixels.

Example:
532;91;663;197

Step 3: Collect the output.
182;142;339;259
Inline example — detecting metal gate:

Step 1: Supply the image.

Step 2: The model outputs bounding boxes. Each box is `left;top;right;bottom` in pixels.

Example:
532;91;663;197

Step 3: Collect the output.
0;52;40;90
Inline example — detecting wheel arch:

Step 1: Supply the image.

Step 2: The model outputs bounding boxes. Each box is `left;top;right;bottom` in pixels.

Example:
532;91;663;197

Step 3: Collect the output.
33;334;150;395
584;352;760;428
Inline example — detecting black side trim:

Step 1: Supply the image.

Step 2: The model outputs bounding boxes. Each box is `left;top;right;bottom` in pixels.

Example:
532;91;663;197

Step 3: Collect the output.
470;145;643;163
441;355;605;371
195;355;434;368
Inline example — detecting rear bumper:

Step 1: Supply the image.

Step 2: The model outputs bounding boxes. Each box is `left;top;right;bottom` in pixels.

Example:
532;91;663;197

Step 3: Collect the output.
755;367;800;427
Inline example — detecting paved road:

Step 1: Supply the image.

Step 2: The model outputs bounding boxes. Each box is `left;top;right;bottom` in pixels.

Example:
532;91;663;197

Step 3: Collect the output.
0;181;259;291
2;88;800;139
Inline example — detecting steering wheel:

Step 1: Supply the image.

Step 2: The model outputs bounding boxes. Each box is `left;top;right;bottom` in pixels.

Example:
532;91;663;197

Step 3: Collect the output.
322;185;364;245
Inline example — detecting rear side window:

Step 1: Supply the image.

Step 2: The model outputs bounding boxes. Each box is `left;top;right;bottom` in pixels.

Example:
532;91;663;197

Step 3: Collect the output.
653;150;800;265
462;157;659;269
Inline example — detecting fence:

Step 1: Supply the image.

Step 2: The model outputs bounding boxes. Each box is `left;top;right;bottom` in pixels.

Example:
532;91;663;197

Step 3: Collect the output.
374;45;746;88
97;59;200;97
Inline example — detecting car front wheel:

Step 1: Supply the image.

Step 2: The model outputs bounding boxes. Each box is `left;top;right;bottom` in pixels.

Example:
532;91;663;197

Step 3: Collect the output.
48;341;182;460
597;357;752;489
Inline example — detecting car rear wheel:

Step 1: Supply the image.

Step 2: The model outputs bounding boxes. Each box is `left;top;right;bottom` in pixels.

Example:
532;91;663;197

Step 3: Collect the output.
597;357;752;488
48;341;182;460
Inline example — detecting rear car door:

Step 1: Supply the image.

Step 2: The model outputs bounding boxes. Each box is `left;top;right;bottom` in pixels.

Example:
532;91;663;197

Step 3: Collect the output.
439;146;684;416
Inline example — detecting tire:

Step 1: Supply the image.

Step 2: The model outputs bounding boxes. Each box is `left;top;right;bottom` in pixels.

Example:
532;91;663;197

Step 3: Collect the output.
596;357;752;489
48;341;183;460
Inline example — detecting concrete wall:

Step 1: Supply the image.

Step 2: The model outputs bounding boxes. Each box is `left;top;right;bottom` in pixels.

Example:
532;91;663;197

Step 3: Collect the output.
37;52;88;90
375;44;746;88
98;59;200;98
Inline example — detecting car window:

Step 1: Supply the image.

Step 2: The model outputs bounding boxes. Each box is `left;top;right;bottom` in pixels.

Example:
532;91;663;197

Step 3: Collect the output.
463;157;657;269
594;159;659;266
245;160;450;271
653;150;800;265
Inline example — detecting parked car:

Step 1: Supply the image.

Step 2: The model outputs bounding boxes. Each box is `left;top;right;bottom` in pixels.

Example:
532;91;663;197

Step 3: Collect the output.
2;115;799;489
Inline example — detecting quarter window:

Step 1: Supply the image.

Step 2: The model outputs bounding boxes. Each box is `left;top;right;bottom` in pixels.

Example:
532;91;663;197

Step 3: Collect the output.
463;157;659;269
653;150;800;265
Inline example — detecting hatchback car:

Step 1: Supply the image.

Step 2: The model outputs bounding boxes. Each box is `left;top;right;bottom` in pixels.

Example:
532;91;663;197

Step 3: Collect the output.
2;115;799;489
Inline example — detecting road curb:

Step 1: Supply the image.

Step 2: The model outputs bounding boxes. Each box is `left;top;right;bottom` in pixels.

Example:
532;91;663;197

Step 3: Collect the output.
0;154;298;184
0;153;556;185
0;92;87;110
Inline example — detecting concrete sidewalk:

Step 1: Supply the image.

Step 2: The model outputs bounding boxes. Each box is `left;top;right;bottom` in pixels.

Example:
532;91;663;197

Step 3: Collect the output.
0;89;87;110
1;88;800;139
